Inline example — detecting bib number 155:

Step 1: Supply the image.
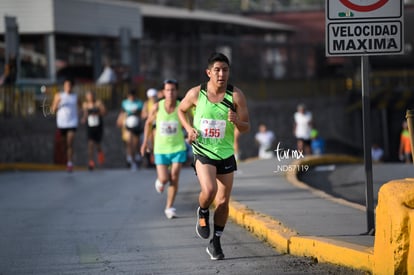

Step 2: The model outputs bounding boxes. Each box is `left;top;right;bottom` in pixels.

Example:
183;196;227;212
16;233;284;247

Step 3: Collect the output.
200;118;226;139
204;128;221;137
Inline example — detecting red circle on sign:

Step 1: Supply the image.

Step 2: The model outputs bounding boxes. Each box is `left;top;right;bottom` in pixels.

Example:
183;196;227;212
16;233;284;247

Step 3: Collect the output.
339;0;389;12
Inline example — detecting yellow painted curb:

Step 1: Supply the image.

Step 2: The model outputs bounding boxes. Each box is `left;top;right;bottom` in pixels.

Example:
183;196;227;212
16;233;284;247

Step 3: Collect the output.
228;196;374;273
228;200;298;254
228;155;374;273
290;236;374;271
285;154;373;272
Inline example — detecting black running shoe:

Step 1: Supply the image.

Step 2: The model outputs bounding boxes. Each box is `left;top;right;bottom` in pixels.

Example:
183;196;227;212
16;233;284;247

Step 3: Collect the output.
196;207;210;239
206;238;224;260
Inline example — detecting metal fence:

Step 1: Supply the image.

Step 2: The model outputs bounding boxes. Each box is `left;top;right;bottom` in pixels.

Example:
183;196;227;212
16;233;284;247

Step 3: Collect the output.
0;86;36;117
0;79;342;118
0;83;133;118
1;69;414;118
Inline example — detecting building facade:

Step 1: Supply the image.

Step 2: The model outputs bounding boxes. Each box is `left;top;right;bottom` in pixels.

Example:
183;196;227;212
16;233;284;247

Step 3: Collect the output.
0;0;294;85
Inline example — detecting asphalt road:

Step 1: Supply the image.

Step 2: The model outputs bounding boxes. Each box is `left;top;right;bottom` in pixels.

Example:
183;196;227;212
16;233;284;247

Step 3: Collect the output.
0;167;366;275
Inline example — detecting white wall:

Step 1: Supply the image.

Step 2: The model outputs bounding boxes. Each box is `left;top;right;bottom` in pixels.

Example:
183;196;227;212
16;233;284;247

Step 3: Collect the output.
0;0;54;33
0;0;142;38
54;0;142;38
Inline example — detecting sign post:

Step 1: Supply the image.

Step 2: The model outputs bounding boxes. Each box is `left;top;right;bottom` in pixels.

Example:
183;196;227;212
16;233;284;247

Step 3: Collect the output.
361;55;375;233
326;0;404;234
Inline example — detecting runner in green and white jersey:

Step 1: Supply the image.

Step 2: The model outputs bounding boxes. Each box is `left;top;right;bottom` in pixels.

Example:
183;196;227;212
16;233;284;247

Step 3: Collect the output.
178;53;250;260
141;79;186;219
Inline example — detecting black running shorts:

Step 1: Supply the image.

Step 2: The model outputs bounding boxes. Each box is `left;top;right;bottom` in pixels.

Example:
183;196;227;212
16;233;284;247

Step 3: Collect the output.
193;154;237;175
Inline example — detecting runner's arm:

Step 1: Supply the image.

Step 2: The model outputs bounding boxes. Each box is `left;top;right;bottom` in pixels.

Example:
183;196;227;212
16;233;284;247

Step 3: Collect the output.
229;87;250;133
140;102;159;156
81;102;88;124
98;100;107;116
178;86;199;142
50;93;60;114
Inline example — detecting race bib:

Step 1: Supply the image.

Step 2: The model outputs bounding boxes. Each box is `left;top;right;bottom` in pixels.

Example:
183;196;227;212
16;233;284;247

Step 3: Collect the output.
87;114;100;127
125;115;140;128
159;121;178;136
200;118;226;139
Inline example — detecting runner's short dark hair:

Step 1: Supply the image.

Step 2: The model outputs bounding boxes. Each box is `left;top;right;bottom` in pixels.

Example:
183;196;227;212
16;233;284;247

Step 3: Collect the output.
164;79;179;89
207;52;230;68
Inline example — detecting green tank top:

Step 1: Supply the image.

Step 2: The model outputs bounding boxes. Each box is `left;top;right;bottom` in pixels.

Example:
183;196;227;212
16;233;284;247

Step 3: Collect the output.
154;99;186;154
192;83;235;160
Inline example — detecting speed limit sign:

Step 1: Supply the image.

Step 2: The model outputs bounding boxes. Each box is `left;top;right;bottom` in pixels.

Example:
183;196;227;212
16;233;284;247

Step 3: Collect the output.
327;0;402;20
339;0;388;12
326;0;404;56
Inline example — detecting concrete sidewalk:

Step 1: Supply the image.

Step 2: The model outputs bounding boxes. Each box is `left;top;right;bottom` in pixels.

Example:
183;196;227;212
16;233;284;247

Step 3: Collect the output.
0;157;376;272
229;157;374;273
